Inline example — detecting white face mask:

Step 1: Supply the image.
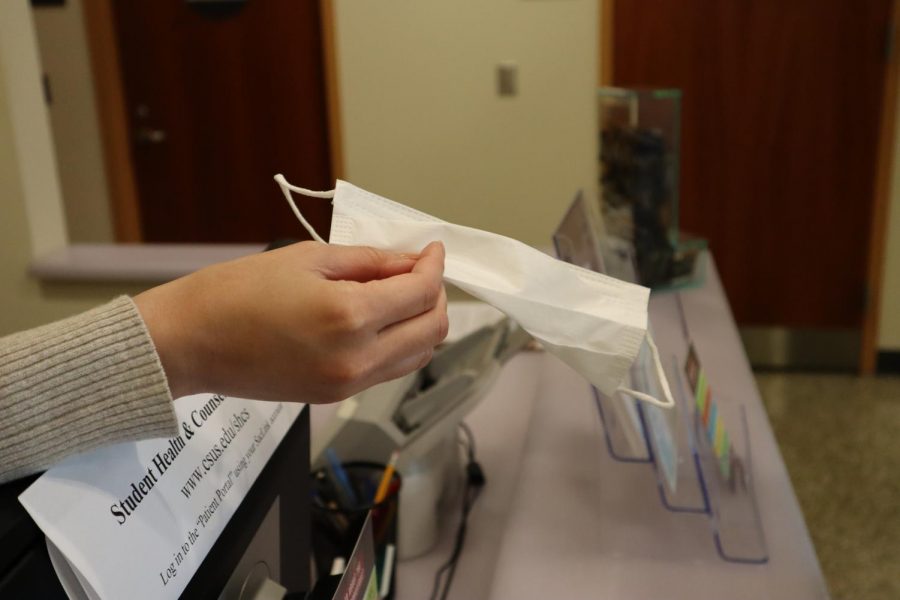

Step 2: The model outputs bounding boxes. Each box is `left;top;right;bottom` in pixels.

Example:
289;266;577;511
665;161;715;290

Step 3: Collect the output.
274;175;674;409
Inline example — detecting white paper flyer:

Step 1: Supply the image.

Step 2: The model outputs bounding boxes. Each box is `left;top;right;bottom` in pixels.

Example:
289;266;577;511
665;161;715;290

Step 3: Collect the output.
18;394;302;600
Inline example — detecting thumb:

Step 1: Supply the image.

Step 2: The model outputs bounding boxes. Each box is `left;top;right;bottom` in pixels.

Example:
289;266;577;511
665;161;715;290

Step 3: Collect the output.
316;244;418;282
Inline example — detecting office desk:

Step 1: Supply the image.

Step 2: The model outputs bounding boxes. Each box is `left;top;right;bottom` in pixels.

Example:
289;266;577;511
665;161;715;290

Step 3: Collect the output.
310;255;829;599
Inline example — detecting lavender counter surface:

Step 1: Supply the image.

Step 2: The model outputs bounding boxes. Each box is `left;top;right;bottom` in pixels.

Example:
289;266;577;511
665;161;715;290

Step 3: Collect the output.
311;254;828;599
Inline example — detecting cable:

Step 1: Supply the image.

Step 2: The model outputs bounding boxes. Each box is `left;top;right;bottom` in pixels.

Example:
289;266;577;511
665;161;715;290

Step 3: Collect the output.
428;423;485;600
430;471;481;600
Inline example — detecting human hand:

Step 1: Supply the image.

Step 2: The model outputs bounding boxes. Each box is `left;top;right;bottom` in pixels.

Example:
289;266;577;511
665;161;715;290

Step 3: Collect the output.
134;241;448;403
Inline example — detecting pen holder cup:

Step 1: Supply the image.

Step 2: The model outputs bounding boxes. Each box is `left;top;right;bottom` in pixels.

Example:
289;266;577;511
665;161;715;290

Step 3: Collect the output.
310;461;402;597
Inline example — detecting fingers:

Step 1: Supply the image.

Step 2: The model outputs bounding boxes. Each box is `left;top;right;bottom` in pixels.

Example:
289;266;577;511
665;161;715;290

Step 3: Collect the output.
313;244;419;282
370;347;434;386
364;241;446;330
373;284;448;373
302;241;448;395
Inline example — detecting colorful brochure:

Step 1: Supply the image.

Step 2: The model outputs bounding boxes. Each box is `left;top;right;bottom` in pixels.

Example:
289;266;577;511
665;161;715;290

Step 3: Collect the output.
685;345;731;479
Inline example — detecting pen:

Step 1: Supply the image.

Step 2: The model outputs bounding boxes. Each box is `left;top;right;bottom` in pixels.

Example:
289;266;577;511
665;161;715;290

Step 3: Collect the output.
325;448;358;509
374;450;400;505
379;543;396;598
325;500;350;532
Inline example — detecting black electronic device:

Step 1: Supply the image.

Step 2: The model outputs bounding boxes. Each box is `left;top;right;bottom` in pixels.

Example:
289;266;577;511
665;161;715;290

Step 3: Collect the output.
0;405;311;598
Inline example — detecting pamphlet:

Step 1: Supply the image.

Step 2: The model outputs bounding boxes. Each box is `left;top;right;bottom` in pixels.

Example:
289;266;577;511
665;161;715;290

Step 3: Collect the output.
19;394;302;600
332;512;379;600
685;345;732;479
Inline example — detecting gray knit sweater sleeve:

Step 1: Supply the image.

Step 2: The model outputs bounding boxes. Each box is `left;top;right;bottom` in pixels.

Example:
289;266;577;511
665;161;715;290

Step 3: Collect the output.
0;296;178;483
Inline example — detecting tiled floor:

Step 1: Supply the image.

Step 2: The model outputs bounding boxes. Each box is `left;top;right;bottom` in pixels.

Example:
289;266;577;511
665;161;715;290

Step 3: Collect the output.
755;372;900;600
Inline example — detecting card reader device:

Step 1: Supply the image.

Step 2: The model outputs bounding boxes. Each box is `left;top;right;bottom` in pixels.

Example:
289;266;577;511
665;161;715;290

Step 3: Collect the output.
312;317;530;558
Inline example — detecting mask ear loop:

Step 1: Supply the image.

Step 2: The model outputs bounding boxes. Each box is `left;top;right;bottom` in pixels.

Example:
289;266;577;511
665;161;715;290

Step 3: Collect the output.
274;173;332;244
616;332;676;409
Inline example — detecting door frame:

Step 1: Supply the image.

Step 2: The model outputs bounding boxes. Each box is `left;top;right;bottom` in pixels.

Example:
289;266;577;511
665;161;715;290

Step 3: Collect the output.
601;0;900;375
599;0;614;86
861;0;900;374
81;0;344;244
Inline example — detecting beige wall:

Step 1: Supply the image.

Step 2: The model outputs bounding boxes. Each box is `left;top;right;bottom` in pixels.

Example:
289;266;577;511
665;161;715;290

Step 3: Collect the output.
0;1;144;338
334;0;598;248
32;0;114;243
0;0;67;258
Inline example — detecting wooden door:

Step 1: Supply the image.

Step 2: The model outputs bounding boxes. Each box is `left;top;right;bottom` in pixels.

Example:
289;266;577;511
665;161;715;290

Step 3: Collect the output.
111;1;332;243
613;1;891;334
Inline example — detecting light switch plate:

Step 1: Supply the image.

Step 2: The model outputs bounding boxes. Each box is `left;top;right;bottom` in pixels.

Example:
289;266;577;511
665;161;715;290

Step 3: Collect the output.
497;62;518;97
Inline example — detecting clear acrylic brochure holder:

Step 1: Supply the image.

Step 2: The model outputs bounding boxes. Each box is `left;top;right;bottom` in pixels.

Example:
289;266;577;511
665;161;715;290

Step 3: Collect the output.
634;348;707;512
695;401;768;563
682;339;769;563
553;191;650;462
552;191;766;562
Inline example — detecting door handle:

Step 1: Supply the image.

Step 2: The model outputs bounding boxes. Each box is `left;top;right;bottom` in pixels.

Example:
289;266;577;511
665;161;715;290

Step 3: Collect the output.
134;127;167;144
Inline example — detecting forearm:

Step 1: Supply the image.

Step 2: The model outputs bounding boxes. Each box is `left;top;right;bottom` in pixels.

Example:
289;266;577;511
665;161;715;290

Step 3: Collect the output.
0;296;178;483
0;240;446;484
